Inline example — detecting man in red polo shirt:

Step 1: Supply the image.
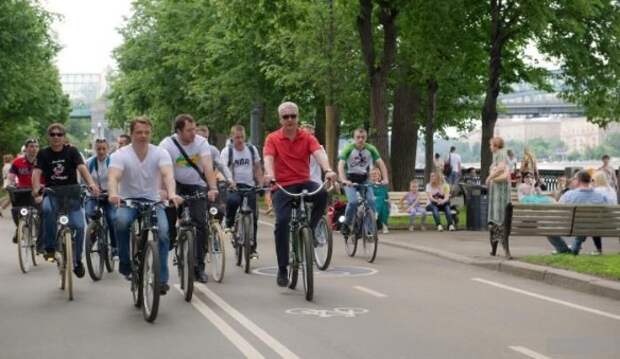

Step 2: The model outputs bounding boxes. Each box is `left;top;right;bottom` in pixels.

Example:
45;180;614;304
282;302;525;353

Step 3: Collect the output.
263;101;337;287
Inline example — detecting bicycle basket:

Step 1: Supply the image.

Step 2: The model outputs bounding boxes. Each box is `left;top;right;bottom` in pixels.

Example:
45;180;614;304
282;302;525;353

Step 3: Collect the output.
9;188;35;208
47;185;82;213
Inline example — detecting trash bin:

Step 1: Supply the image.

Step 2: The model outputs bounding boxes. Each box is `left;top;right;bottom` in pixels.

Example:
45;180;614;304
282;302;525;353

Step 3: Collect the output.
461;184;488;231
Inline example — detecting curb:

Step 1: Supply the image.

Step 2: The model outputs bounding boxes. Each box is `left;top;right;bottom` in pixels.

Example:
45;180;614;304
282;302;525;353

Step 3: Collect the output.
381;238;620;301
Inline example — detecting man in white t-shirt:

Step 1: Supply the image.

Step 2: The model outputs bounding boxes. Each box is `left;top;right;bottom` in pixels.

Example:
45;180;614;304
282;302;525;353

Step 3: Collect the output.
160;114;218;283
300;123;324;185
220;125;263;257
446;146;462;186
108;117;181;295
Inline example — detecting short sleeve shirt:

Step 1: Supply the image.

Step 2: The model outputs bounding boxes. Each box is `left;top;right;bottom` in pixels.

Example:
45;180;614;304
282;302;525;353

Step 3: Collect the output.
426;183;450;201
159;134;211;186
86;156;110;191
338;143;381;176
10;156;41;188
35;145;84;187
220;144;261;186
109;144;172;201
263;128;321;187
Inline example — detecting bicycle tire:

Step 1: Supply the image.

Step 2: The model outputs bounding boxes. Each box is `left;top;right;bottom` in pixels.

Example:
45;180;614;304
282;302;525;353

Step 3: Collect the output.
180;230;194;302
362;209;378;263
30;215;39;266
17;219;31;273
63;230;74;301
209;221;226;282
130;227;141;308
313;216;332;270
103;221;114;273
85;221;104;281
343;227;357;257
288;230;299;290
234;218;242;267
142;231;160;323
243;215;253;274
300;226;314;301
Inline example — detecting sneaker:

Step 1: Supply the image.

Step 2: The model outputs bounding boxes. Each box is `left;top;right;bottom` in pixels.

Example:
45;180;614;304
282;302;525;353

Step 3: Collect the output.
382;226;389;234
195;270;208;283
448;224;455;231
437;225;444;232
277;268;288;287
250;250;259;259
589;251;602;256
160;283;170;295
44;249;56;262
74;261;85;278
408;225;414;232
111;247;119;261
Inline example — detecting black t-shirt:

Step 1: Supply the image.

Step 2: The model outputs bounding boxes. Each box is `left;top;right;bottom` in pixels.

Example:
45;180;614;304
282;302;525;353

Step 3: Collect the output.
35;145;84;187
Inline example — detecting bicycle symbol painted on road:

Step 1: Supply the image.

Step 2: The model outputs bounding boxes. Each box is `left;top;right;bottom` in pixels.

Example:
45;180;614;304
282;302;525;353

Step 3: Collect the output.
286;307;369;318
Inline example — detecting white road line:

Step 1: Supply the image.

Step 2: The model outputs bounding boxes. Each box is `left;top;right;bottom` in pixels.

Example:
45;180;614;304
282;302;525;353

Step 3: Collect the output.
173;285;265;359
195;283;300;359
472;278;620;321
354;285;388;298
258;220;274;228
509;346;552;359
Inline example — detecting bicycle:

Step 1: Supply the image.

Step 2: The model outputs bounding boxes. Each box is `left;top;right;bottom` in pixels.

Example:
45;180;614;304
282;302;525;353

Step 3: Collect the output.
274;181;327;301
9;187;39;273
174;191;208;301
229;186;262;274
205;200;226;283
44;185;83;301
85;192;114;281
121;198;164;323
340;183;379;263
313;214;333;271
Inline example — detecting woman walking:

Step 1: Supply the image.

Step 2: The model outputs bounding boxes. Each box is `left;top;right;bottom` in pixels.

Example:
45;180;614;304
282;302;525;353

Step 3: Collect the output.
486;137;511;257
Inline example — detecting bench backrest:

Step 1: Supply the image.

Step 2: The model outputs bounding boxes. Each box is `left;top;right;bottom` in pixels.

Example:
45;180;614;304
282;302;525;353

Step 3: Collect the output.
389;191;431;214
572;206;620;237
507;204;574;237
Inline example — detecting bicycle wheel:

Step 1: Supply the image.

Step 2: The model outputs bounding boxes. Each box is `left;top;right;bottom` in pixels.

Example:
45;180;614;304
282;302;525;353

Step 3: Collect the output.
102;222;114;273
209;221;226;282
300;226;314;301
344;225;358;257
288;231;299;290
30;216;38;266
234;218;242;267
85;221;104;281
362;209;379;263
17;219;32;273
142;231;160;323
313;216;333;271
242;215;253;274
130;227;141;308
63;230;74;301
179;230;194;302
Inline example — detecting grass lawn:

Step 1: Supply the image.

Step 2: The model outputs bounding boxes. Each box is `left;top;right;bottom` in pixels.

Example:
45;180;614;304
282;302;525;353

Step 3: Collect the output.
388;207;467;230
522;254;620;281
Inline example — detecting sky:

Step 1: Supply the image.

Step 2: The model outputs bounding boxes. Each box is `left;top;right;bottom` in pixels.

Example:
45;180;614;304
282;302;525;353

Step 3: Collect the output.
42;0;132;74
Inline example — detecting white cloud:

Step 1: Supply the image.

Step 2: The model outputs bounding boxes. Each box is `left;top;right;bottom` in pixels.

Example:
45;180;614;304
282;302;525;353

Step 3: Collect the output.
42;0;132;73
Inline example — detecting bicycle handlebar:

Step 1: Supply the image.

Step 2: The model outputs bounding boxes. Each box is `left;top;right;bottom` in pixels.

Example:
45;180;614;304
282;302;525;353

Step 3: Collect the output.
273;181;327;198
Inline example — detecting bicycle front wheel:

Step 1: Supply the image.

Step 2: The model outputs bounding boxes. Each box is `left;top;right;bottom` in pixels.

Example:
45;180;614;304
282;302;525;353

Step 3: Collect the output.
30;215;39;266
344;227;357;257
130;226;141;308
178;230;194;302
313;216;333;271
288;230;299;290
362;209;378;263
17;219;32;273
142;231;160;323
63;230;74;301
300;226;314;301
85;221;104;281
209;221;226;283
242;215;253;274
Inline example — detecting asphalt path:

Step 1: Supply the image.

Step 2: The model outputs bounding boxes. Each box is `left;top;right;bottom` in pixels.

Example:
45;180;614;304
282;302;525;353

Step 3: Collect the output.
0;215;618;359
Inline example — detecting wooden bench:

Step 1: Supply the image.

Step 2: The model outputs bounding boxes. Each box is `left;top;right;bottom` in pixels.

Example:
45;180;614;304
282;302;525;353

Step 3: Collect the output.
388;191;459;228
499;203;620;259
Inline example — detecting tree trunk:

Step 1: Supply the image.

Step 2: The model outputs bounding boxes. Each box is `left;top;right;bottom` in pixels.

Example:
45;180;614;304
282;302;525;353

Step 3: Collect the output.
424;79;438;184
325;105;338;169
480;0;504;182
391;82;421;191
314;99;326;145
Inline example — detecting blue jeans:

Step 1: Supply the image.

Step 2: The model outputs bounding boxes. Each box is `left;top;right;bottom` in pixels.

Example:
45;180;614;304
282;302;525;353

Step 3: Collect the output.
85;198;118;248
425;202;453;226
546;236;586;254
115;206;170;284
448;171;460;186
42;196;85;266
343;183;376;226
226;184;258;250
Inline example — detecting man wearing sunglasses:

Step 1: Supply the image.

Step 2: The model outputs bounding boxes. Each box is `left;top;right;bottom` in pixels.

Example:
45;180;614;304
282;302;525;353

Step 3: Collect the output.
32;123;100;278
263;102;337;287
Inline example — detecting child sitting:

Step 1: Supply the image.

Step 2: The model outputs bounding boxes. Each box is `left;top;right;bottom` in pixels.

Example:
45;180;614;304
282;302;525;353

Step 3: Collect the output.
370;168;390;234
400;180;426;231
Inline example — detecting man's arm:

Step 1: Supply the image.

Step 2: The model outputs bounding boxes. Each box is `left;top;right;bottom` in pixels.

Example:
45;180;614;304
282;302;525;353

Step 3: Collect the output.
161;164;181;206
77;164;99;195
108;167;122;206
200;155;218;201
254;162;264;185
6;172;16;187
375;158;389;184
32;169;42;196
312;148;336;182
263;155;274;183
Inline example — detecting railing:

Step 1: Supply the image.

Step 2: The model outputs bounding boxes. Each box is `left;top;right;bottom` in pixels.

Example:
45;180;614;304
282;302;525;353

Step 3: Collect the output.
411;169;566;191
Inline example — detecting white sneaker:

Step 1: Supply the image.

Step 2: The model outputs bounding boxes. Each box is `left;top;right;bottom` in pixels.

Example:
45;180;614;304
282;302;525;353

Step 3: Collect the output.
408;225;414;232
448;224;455;231
382;226;389;234
437;225;444;232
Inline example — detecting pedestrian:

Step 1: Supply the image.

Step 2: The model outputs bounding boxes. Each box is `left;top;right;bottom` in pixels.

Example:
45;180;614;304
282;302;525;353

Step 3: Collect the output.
445;146;462;186
400;179;425;231
1;154;15;215
598;154;618;192
486;136;511;257
433;153;444;173
369;167;390;234
520;147;539;182
590;171;618;255
507;149;518;187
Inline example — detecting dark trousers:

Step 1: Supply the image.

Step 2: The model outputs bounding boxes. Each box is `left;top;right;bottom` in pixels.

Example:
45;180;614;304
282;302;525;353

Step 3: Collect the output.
426;202;453;226
167;183;208;272
272;181;327;269
225;184;258;251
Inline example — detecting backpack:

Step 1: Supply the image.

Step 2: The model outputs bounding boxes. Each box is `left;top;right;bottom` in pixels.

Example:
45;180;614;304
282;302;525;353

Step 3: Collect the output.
227;143;258;181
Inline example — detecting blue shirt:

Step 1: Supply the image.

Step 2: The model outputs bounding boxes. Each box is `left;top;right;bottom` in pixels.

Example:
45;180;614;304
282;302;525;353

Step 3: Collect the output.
558;188;610;205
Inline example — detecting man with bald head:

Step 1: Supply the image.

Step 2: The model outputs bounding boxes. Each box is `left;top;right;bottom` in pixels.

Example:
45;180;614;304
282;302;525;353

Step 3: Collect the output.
263;102;337;287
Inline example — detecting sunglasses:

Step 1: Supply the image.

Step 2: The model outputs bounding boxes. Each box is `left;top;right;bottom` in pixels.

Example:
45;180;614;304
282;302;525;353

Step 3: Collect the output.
282;114;297;120
49;132;65;137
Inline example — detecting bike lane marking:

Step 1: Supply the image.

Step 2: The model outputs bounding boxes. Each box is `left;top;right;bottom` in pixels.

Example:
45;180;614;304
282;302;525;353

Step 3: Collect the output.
353;285;387;298
195;283;301;359
472;278;620;321
508;346;552;359
173;285;265;359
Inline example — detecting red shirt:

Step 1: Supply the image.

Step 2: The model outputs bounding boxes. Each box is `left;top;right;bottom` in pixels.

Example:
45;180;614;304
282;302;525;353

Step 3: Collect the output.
263;128;321;187
9;156;42;188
